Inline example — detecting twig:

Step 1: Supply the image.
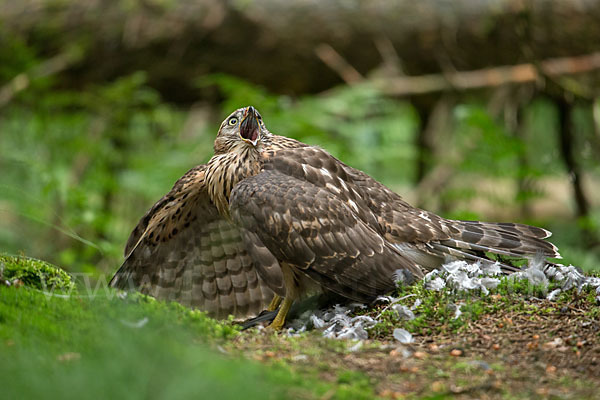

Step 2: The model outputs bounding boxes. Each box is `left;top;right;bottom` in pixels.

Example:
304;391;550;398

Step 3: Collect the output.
373;35;404;77
374;294;417;319
315;43;364;84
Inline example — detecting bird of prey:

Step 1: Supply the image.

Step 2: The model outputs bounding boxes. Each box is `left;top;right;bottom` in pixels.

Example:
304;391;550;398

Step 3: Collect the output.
111;106;560;329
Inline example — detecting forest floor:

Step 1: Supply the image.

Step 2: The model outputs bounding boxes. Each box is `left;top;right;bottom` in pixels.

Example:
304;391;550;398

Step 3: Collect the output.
232;299;600;399
1;254;599;399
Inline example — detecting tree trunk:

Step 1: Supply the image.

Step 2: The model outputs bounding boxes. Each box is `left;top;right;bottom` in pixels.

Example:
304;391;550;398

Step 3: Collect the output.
3;0;600;103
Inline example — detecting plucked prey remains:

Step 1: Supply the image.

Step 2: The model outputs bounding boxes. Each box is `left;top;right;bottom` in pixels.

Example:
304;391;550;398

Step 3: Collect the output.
110;106;560;329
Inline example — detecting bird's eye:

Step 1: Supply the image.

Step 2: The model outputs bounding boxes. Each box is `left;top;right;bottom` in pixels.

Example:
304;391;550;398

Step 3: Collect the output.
228;117;238;126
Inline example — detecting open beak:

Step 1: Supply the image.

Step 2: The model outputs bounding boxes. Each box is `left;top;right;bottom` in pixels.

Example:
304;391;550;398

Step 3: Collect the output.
240;106;260;146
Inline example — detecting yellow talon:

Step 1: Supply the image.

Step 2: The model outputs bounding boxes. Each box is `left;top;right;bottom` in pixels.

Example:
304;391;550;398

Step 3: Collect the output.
267;297;293;330
266;294;282;312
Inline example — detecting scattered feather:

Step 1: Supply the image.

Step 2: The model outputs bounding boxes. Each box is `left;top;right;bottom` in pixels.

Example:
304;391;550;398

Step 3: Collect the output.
480;277;501;290
375;295;396;303
447;303;463;319
310;314;325;329
481;262;502;276
120;317;149;328
411;298;422;310
547;289;562;301
285;259;596;341
394;269;414;286
392;304;415;321
348;340;363;352
424;270;446;291
510;263;548;288
393;328;414;344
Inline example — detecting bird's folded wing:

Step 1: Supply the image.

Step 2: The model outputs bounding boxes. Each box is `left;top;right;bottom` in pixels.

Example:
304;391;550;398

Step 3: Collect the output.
257;146;452;244
110;165;276;319
247;146;558;274
230;169;423;303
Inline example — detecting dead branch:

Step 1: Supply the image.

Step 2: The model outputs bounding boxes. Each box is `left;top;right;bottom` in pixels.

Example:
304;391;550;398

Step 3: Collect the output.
370;52;600;96
315;43;364;85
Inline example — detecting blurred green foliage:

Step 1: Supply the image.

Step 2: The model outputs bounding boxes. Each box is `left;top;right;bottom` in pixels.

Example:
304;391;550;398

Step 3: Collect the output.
0;72;199;275
0;42;599;277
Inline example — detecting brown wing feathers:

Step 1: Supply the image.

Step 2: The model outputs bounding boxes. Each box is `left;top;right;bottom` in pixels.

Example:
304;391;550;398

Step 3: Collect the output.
230;163;424;303
439;220;559;258
331;154;560;264
110;165;275;319
244;145;559;277
123;165;207;257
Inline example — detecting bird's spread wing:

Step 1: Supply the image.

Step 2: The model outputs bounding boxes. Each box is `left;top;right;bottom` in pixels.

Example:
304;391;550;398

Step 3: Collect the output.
230;151;424;303
110;165;276;319
122;166;205;258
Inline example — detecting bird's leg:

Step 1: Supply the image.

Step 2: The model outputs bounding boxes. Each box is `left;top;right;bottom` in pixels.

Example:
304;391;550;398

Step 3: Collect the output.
266;294;282;311
267;263;298;330
266;297;293;330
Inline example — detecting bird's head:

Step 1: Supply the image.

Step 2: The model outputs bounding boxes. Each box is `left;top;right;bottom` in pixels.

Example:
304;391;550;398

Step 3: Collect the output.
214;106;269;154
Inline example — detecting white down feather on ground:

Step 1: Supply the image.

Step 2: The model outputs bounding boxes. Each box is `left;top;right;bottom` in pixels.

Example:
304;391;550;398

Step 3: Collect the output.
281;260;600;342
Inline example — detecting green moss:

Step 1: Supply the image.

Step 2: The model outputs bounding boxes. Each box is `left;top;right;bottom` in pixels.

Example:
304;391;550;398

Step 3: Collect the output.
0;254;75;292
0;255;379;400
0;282;320;399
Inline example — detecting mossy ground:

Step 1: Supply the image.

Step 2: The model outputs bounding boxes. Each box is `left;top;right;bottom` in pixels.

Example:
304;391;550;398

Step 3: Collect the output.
0;254;75;292
0;255;369;399
2;254;599;399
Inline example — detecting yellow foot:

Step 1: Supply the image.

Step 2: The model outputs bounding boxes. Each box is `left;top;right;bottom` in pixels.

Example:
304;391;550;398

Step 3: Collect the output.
266;297;293;330
266;294;282;312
